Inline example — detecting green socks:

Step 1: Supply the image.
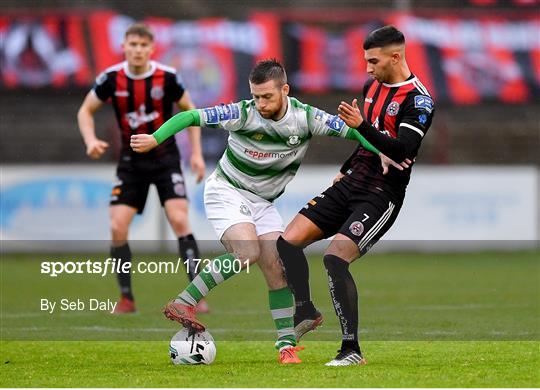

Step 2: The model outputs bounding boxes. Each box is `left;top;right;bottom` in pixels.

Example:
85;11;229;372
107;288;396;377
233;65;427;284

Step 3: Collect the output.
176;253;237;305
269;286;296;350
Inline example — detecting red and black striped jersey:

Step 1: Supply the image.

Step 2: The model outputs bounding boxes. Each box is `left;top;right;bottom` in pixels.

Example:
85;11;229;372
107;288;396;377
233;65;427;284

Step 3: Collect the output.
340;74;435;201
92;60;185;161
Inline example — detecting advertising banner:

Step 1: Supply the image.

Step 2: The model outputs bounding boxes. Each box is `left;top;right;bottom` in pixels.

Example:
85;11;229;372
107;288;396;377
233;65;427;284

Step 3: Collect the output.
2;165;537;251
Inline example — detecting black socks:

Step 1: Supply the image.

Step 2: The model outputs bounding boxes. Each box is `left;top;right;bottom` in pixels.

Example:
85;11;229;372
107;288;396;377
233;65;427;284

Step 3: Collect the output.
276;236;314;315
323;254;360;353
178;234;200;281
111;243;133;301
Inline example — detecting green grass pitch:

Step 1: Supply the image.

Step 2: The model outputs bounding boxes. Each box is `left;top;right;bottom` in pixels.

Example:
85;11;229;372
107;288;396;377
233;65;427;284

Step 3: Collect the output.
1;250;539;387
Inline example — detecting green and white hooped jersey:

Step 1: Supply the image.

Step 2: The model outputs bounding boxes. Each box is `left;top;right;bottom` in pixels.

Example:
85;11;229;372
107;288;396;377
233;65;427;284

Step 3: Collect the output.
198;97;349;201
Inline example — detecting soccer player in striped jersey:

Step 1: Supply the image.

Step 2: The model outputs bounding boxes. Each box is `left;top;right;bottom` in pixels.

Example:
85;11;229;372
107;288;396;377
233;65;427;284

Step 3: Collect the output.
130;59;406;364
77;23;207;314
277;25;435;366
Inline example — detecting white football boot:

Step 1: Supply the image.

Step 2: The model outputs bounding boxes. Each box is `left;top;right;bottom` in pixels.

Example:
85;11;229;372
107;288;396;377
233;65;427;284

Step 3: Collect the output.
325;349;367;366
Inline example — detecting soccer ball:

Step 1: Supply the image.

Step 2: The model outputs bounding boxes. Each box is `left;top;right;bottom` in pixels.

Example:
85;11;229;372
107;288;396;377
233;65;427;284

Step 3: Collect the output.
169;328;216;365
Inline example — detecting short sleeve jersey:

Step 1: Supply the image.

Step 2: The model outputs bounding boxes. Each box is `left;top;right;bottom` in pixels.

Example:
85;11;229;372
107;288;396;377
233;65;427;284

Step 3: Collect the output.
92;60;185;161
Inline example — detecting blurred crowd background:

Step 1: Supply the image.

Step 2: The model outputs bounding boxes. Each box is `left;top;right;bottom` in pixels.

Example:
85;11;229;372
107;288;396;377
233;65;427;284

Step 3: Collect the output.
1;0;539;166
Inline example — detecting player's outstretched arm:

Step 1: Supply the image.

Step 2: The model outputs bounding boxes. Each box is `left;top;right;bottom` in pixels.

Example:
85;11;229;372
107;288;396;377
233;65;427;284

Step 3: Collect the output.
130;110;201;153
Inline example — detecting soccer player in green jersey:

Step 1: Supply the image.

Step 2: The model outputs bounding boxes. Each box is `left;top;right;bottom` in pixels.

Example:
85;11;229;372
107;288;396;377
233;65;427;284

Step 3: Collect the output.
131;59;405;364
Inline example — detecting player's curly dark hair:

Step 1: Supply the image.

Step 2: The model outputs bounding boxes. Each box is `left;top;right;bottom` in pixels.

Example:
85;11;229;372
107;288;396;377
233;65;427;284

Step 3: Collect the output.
249;59;287;87
363;25;405;50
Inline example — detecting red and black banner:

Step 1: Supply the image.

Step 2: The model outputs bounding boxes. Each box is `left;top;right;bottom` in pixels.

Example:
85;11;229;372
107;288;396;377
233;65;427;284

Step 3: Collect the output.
1;10;281;107
390;12;540;104
87;10;282;107
1;9;538;105
0;12;91;88
284;11;540;104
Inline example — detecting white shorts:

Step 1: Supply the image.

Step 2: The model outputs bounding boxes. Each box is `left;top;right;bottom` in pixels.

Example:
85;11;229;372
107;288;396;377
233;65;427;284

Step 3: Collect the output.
204;172;284;240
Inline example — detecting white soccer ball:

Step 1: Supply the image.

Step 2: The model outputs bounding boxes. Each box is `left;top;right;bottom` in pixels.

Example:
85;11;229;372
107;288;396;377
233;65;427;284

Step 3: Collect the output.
169;328;216;365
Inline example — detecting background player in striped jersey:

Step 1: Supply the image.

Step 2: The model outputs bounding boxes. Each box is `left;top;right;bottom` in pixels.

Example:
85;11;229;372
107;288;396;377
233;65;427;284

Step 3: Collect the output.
130;59;405;363
77;23;207;314
277;25;434;366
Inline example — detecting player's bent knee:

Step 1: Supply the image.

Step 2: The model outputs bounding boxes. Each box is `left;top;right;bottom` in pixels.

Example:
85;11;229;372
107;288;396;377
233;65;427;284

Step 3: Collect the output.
325;234;360;262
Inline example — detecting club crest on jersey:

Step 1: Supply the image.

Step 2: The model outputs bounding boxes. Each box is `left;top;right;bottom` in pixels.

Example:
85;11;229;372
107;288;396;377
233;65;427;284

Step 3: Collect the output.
287;135;300;146
349;221;364;237
151;86;164;100
239;204;251;216
386;101;400;116
414;95;434;113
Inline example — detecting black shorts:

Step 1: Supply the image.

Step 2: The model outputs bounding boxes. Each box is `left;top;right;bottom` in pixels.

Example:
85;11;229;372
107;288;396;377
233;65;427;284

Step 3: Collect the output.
299;179;402;256
110;155;187;214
